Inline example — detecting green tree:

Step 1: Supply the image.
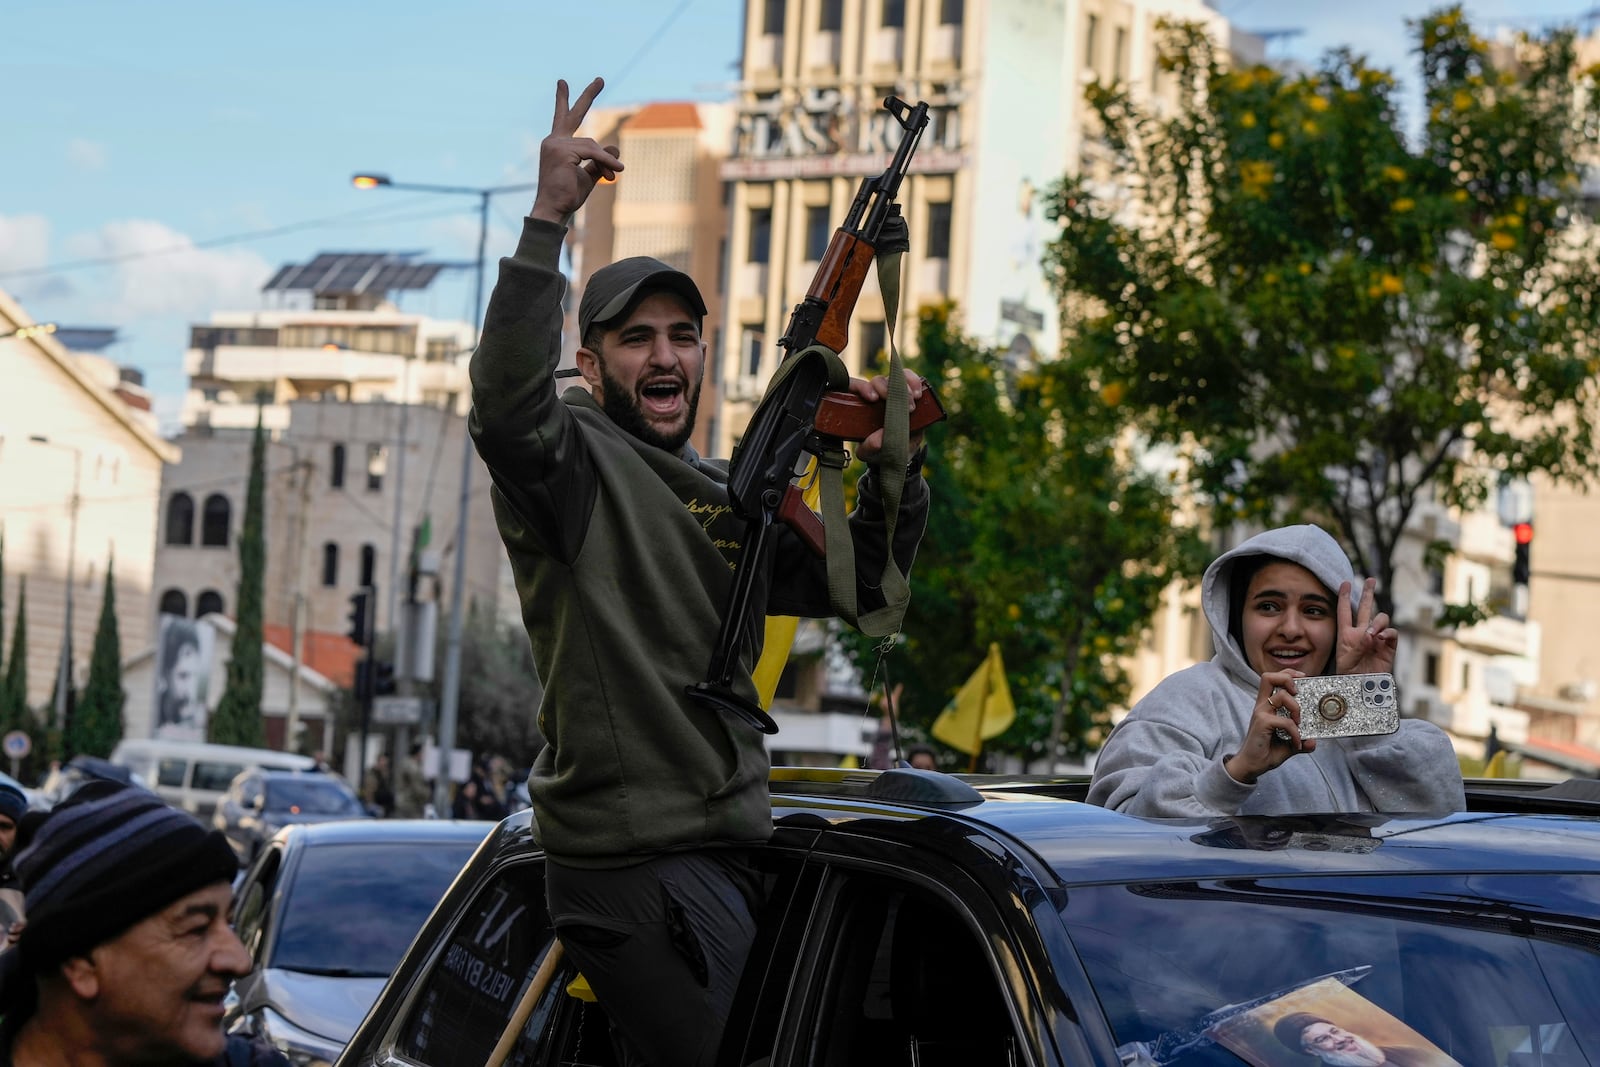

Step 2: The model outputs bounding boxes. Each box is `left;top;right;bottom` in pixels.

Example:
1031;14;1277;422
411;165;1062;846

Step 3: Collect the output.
445;601;545;768
1045;8;1600;610
70;562;125;758
2;578;27;735
211;412;267;747
844;307;1206;763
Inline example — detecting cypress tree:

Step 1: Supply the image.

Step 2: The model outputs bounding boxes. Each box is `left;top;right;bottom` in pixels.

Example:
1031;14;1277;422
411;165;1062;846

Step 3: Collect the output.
211;412;267;747
2;578;27;734
69;561;124;758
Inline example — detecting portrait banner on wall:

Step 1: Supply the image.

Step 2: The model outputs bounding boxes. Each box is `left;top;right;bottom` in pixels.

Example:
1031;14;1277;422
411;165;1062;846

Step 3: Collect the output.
153;613;215;741
1207;976;1462;1067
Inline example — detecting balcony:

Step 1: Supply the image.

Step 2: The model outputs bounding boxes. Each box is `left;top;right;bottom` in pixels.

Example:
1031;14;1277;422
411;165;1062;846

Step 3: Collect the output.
807;31;840;70
1457;510;1513;563
872;27;904;66
929;24;962;64
752;32;781;72
1456;613;1539;659
186;344;412;386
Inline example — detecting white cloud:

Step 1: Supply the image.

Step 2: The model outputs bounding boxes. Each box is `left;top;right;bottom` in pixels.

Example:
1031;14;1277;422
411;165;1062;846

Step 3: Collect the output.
60;219;272;321
0;214;52;275
66;137;107;171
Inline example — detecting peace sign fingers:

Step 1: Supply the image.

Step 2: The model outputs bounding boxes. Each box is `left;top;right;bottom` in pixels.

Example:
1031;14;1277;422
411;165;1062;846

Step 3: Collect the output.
553;77;606;137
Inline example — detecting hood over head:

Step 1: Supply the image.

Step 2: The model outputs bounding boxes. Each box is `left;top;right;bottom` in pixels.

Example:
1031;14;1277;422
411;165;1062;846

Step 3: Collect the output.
1200;524;1357;686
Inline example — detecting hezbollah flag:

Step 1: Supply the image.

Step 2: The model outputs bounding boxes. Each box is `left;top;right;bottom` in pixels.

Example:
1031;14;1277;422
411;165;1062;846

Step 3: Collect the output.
932;643;1016;756
751;462;824;709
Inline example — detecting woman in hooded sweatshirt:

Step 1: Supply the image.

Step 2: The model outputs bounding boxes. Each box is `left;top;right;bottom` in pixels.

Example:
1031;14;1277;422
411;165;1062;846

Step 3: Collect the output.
1088;524;1464;818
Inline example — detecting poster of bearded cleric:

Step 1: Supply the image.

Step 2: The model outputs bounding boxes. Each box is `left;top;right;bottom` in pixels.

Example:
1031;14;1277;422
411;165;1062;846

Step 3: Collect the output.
1207;978;1461;1067
152;614;216;740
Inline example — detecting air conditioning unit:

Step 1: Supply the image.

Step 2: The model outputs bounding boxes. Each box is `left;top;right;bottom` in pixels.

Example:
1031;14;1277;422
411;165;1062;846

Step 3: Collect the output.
1560;679;1597;702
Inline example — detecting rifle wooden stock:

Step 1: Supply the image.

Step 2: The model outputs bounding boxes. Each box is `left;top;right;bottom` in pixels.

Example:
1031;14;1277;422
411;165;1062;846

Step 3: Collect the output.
809;231;876;354
779;381;947;556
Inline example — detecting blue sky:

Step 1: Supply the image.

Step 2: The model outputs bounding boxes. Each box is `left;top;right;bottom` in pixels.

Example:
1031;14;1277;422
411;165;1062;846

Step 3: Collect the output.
3;0;1595;430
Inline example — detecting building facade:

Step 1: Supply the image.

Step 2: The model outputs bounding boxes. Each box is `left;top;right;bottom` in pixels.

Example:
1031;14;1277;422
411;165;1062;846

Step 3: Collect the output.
0;291;178;713
153;256;505;748
712;0;1260;456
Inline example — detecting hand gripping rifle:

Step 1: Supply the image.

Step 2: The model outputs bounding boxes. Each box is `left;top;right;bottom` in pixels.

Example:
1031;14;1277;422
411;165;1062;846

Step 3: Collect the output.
687;96;945;734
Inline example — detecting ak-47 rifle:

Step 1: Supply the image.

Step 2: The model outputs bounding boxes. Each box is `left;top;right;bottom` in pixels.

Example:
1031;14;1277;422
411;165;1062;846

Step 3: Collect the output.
686;95;945;735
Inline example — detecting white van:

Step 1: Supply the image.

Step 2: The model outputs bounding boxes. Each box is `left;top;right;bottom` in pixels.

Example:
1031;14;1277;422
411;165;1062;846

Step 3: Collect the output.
109;739;317;818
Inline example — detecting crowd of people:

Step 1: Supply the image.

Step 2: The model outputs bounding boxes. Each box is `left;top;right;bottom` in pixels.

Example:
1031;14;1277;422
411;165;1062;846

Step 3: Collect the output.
359;746;521;822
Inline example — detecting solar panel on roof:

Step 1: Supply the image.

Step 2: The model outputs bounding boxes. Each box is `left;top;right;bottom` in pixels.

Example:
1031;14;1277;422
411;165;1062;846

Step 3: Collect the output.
261;251;455;295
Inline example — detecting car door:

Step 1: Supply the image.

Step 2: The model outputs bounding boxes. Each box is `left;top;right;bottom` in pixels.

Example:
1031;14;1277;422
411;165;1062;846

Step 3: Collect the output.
729;816;1114;1067
226;839;288;1031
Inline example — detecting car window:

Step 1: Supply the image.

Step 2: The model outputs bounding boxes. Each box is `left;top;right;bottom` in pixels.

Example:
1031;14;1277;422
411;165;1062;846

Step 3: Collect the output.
193;760;245;792
398;859;559;1067
1061;873;1600;1066
263;778;358;814
157;758;188;788
234;846;283;960
795;871;1022;1067
716;848;823;1067
272;840;479;978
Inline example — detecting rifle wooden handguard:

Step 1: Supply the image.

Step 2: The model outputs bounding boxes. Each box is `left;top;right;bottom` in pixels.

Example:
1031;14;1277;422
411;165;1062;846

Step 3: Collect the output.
779;380;946;556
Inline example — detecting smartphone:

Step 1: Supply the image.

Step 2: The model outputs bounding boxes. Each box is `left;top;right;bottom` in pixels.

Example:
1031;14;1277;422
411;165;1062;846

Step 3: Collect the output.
1289;673;1400;740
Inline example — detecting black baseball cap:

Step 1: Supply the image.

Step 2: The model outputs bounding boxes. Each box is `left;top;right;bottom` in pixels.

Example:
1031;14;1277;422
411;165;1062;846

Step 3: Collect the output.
578;256;708;341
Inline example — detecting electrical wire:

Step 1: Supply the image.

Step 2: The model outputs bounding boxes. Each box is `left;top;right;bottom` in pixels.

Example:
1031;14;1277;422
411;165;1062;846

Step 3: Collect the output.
0;194;452;281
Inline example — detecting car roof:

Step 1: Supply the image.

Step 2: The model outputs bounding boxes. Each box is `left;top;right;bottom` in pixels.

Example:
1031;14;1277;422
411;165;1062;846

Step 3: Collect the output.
469;768;1600;887
775;768;1600;882
282;818;494;848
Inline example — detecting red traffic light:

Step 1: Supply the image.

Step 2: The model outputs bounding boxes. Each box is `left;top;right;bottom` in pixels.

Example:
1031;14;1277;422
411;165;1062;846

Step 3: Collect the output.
1513;522;1534;545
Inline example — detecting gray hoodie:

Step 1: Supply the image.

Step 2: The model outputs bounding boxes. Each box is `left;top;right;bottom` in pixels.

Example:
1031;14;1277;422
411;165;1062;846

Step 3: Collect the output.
1087;524;1465;817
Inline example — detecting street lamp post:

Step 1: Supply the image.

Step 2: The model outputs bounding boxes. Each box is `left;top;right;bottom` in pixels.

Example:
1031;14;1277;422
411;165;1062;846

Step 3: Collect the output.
30;435;82;735
352;173;537;815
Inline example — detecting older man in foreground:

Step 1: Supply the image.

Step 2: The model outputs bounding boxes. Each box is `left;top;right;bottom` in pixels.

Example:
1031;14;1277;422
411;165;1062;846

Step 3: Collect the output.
0;781;286;1067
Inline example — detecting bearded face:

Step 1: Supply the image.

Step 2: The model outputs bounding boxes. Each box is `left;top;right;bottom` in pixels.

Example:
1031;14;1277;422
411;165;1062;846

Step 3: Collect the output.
583;290;706;453
596;352;703;452
1301;1022;1387;1066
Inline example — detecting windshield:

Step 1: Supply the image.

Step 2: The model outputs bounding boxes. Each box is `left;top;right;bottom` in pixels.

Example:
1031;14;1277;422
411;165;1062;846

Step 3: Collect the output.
263;778;361;815
1061;873;1600;1066
271;840;479;977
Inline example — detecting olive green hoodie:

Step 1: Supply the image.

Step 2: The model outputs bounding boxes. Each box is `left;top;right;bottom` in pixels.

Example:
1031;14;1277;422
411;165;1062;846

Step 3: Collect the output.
470;219;929;865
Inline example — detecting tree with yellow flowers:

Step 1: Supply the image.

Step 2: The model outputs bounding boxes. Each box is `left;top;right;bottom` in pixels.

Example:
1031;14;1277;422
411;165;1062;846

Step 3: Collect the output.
1045;6;1600;617
838;307;1207;765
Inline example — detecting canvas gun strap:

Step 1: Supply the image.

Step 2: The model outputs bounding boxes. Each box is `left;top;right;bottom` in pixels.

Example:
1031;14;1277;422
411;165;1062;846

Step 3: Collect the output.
818;248;912;637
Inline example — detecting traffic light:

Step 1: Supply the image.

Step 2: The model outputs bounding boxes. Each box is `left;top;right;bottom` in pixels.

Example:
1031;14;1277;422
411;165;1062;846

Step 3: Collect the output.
373;660;396;696
1512;522;1533;586
347;588;372;647
354;659;396;703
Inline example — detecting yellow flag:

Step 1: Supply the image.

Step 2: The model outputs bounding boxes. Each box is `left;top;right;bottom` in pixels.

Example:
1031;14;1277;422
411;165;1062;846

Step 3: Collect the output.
751;461;823;709
1483;750;1508;779
931;643;1016;755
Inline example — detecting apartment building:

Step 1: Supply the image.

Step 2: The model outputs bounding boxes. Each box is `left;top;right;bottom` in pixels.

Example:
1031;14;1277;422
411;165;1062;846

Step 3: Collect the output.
713;0;1260;456
153;254;504;746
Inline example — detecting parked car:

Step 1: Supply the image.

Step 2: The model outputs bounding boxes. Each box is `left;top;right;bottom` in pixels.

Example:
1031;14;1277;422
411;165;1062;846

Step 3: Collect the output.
111;738;318;819
337;769;1600;1067
227;819;493;1067
215;768;369;862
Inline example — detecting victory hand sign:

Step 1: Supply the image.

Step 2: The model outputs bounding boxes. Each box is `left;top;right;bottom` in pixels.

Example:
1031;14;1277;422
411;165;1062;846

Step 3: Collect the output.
530;77;624;227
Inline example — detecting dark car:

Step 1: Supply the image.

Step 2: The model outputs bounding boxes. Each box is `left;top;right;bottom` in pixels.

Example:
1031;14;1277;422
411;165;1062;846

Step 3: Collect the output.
335;769;1600;1067
227;819;494;1067
215;768;369;862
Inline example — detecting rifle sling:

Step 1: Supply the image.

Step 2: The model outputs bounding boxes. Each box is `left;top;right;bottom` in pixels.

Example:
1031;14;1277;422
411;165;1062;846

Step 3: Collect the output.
818;248;911;637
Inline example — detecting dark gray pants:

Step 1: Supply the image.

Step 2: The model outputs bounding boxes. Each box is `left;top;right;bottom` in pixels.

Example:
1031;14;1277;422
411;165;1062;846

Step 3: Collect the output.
546;851;761;1067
